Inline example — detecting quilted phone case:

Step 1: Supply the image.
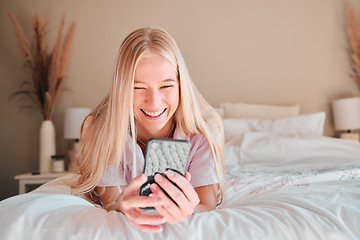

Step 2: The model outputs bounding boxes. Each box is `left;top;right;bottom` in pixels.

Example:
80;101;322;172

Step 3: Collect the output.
140;138;191;204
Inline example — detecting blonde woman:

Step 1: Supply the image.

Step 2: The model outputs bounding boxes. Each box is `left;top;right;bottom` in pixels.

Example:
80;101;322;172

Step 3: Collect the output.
72;27;224;233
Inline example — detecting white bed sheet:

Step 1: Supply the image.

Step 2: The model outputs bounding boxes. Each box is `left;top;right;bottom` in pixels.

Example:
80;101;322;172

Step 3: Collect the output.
1;133;360;240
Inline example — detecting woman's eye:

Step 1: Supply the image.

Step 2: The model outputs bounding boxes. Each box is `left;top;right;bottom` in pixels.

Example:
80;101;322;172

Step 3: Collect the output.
134;86;145;90
161;85;173;89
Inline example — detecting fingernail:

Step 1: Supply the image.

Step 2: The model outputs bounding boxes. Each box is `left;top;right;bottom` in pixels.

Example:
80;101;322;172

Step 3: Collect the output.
167;170;175;178
150;183;158;191
155;174;163;182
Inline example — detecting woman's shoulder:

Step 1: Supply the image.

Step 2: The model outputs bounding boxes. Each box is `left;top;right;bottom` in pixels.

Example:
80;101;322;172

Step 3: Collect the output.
188;125;223;150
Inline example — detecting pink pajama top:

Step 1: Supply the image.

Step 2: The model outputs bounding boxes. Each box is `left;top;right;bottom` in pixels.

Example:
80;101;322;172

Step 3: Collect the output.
97;125;218;188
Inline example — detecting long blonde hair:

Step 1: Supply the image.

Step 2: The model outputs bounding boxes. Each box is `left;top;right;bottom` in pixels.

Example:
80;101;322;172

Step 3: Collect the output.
71;27;225;204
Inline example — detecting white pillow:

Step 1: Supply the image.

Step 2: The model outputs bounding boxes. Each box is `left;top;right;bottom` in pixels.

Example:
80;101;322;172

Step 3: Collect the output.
220;102;300;119
239;132;360;166
223;112;325;141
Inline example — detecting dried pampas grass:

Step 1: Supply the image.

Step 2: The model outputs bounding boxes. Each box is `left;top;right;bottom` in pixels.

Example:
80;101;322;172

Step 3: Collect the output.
8;11;76;120
347;4;360;88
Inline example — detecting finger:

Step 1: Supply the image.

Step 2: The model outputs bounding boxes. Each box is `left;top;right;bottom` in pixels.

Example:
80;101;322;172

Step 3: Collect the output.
155;178;195;218
154;174;191;208
128;218;163;233
124;174;148;193
148;193;175;222
154;200;188;224
123;195;164;209
151;180;188;220
150;183;184;223
154;205;177;224
184;172;191;182
125;208;166;225
165;170;200;205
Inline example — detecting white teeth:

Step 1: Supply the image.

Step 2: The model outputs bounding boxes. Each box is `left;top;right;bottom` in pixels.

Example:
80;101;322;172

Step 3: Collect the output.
143;109;165;117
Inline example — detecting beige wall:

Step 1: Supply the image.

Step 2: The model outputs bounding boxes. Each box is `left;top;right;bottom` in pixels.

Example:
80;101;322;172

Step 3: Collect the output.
1;0;360;200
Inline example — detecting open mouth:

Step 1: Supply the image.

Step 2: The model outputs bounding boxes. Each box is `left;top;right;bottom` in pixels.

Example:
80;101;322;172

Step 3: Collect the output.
141;108;166;118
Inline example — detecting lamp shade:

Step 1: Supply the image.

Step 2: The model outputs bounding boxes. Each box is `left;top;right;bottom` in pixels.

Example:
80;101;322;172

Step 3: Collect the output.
64;108;91;139
332;97;360;131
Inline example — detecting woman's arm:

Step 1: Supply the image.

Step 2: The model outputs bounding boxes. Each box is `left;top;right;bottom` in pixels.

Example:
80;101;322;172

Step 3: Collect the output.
194;184;218;212
97;186;122;211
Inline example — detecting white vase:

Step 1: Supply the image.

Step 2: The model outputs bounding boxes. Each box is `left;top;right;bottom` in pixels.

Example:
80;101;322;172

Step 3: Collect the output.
39;120;56;173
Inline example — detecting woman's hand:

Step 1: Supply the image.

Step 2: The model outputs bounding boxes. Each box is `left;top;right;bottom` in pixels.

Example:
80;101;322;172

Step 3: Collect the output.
115;174;166;233
150;170;200;224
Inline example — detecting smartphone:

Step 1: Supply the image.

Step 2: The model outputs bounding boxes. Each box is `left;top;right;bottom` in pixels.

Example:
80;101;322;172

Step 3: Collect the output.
140;138;191;207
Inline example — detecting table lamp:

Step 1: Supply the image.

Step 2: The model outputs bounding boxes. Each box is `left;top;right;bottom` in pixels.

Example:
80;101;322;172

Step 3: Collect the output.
332;97;360;140
64;107;91;171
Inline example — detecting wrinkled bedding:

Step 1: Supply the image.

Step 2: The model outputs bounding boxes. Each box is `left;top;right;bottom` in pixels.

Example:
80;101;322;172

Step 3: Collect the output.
1;133;359;240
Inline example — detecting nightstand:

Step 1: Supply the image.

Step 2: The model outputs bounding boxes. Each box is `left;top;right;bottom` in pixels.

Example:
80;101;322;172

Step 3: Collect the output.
14;172;69;194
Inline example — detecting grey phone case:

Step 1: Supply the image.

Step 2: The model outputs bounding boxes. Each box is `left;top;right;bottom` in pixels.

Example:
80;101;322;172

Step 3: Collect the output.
139;138;191;202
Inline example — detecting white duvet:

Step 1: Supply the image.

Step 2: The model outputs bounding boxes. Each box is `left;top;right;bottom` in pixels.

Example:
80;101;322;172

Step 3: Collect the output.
1;133;360;240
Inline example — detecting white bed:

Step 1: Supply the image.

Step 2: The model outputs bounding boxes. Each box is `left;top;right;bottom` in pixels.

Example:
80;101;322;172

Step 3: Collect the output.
1;104;360;240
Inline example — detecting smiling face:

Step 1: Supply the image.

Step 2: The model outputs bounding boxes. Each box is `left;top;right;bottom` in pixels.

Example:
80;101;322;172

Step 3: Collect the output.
133;53;179;140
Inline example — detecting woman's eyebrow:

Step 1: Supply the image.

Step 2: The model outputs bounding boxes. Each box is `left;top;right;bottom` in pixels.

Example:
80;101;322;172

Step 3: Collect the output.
162;78;177;82
134;79;176;84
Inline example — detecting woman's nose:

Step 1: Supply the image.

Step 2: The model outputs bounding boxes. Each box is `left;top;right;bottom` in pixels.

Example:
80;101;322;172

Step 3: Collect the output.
146;89;161;107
